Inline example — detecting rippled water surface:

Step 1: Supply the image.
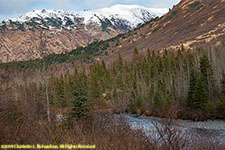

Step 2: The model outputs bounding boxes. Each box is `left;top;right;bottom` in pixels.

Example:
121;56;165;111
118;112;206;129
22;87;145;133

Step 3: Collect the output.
114;114;225;144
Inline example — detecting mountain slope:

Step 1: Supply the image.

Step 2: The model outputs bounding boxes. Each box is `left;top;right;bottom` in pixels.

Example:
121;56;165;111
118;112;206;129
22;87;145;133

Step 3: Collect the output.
99;0;225;62
1;0;224;70
0;5;168;63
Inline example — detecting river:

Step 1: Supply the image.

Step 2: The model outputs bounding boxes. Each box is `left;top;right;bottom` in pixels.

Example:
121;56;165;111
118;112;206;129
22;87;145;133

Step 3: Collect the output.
114;114;225;145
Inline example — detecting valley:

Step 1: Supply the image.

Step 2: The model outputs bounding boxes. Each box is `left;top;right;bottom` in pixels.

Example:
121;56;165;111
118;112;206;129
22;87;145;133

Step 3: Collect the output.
0;0;225;149
0;5;167;63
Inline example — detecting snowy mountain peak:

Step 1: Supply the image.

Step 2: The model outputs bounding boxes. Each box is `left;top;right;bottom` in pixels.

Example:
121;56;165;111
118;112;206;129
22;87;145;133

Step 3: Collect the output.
1;5;168;31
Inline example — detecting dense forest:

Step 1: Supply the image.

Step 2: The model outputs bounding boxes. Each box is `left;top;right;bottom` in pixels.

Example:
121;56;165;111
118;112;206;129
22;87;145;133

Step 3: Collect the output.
1;43;225;121
0;43;225;149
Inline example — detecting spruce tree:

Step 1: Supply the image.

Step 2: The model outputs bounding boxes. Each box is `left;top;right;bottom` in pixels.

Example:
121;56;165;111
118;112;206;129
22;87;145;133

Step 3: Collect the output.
187;70;197;106
200;55;211;81
180;43;185;52
221;71;225;96
200;54;215;98
134;47;139;55
71;81;90;119
101;60;106;70
217;71;225;117
192;74;209;108
89;64;101;101
73;65;78;79
55;75;65;106
153;88;161;110
117;53;123;72
147;48;151;60
64;73;75;107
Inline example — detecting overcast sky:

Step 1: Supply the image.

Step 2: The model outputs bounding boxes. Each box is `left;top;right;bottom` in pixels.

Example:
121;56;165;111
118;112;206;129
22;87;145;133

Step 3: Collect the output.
0;0;181;21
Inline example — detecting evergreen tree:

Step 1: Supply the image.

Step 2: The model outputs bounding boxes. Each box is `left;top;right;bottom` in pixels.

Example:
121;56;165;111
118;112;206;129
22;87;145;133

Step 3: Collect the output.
192;74;209;108
89;64;101;101
153;88;161;110
55;75;65;106
200;55;215;97
80;67;88;86
134;47;139;55
217;71;225;118
64;72;74;107
117;53;123;72
101;60;106;70
131;70;137;98
180;43;185;52
71;81;90;119
187;70;197;106
147;48;151;60
221;71;225;96
73;65;78;79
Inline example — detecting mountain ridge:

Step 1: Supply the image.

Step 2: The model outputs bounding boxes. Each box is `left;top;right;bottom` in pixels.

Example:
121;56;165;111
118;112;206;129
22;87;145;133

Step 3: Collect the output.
98;0;225;62
0;5;167;63
0;5;168;31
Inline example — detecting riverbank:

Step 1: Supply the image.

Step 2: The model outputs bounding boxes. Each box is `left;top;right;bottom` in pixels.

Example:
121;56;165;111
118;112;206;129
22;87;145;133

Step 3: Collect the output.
114;113;225;145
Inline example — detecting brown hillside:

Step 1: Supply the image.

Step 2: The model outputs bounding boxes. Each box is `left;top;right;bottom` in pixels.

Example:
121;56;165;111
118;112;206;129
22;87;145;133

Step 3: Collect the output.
0;0;224;64
0;25;122;63
101;0;225;62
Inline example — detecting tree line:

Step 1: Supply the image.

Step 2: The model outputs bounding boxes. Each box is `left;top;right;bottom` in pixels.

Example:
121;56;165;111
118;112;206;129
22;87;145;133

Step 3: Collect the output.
0;44;225;120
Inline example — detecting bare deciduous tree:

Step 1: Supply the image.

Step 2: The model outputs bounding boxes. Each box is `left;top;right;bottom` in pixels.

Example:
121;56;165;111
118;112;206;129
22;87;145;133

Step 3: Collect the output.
38;30;50;124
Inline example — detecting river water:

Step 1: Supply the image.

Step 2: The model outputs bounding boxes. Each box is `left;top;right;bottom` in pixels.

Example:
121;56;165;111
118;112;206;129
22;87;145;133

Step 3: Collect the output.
114;114;225;145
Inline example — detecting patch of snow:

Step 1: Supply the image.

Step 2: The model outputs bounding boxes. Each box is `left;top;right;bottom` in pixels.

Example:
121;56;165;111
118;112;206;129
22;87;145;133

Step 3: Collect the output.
2;5;169;30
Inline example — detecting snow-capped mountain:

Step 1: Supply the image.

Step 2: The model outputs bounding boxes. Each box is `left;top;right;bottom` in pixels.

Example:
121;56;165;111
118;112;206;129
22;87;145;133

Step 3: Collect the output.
0;5;168;63
0;5;168;31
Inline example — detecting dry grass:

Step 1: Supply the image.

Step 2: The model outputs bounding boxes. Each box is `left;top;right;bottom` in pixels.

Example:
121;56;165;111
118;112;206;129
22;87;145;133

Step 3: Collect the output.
1;100;224;150
0;101;154;150
0;81;224;150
